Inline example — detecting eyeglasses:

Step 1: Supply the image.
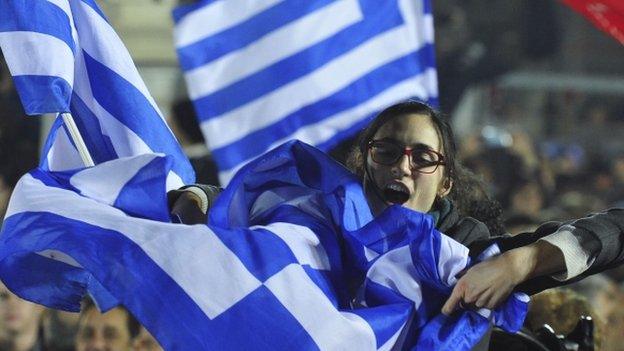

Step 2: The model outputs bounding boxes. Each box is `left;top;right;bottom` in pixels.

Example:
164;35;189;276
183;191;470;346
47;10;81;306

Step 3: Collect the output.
368;139;446;174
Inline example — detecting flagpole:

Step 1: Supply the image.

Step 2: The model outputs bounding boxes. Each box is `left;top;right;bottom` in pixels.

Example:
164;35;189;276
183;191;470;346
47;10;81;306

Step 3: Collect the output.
60;112;95;167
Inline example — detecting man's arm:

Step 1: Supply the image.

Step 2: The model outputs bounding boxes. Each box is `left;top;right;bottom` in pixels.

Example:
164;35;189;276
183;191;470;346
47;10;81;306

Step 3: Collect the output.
442;208;624;313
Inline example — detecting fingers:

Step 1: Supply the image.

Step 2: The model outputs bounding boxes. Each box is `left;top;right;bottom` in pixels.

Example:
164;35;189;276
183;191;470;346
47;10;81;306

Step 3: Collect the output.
441;284;464;315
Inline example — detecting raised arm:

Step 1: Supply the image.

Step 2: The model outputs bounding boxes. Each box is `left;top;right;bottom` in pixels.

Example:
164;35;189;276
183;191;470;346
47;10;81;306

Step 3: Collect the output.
442;208;624;314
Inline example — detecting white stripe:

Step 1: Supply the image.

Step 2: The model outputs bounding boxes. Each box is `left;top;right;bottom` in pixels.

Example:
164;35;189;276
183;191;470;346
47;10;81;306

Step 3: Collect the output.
264;264;377;350
46;122;84;171
396;0;433;45
366;245;423;305
70;154;159;205
0;32;74;87
436;235;469;286
186;0;363;99
174;0;284;48
165;171;185;192
200;23;427;150
68;0;164;121
250;222;331;270
36;250;82;268
215;70;438;184
8;174;262;319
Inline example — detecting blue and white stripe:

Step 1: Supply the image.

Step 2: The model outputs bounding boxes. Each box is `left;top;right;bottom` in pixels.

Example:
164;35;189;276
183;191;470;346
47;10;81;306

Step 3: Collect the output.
0;141;526;350
174;0;438;184
0;0;194;188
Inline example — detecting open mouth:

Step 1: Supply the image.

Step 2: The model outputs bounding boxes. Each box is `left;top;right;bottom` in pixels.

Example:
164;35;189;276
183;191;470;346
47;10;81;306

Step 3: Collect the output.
382;182;410;205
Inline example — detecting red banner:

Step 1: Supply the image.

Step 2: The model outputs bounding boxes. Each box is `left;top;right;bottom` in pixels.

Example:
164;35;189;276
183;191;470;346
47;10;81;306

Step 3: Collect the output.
562;0;624;45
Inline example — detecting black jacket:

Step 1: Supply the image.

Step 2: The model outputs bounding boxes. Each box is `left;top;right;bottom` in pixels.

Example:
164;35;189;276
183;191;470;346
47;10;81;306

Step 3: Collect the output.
432;197;492;248
433;199;624;295
491;208;624;295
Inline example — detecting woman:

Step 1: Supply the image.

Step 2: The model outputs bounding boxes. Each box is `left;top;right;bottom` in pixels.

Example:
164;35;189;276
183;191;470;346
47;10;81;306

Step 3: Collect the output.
170;100;621;313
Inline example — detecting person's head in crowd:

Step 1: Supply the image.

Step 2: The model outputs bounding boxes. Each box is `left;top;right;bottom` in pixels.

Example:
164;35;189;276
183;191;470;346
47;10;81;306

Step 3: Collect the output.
570;274;624;323
42;309;81;351
557;191;605;219
526;288;602;350
464;146;525;207
348;100;456;215
0;281;45;351
508;177;544;218
75;299;140;351
570;275;624;351
132;327;163;351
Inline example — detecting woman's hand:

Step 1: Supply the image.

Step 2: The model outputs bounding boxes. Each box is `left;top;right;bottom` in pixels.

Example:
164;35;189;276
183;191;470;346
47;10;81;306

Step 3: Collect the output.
441;241;564;314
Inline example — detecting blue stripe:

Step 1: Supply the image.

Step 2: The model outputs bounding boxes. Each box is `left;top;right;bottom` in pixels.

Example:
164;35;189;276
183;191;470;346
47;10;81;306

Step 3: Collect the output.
0;0;75;52
172;0;218;23
423;0;433;15
210;47;436;171
69;93;119;165
113;156;172;222
11;75;72;115
39;117;65;171
176;0;335;71
0;212;212;350
348;298;413;348
190;0;404;120
81;51;195;184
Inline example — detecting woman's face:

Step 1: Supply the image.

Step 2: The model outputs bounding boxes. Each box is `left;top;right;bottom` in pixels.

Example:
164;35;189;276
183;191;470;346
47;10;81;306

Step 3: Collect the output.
366;113;450;213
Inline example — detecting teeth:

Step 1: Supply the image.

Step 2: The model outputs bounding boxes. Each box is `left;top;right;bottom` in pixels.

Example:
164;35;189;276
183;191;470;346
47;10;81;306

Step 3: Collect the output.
386;183;407;193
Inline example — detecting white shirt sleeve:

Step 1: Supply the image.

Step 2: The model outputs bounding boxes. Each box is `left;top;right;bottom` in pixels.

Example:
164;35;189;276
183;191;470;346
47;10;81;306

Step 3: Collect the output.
538;224;595;281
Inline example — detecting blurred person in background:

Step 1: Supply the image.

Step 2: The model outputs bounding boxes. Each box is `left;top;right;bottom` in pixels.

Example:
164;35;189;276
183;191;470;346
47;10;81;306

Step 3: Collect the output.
508;177;545;220
524;288;601;350
41;309;80;351
131;327;162;351
569;275;624;351
75;300;139;351
0;282;45;351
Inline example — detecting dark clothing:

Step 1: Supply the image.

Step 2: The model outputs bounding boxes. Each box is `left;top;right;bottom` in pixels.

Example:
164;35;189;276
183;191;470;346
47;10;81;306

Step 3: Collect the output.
432;198;624;295
431;197;492;247
489;208;624;295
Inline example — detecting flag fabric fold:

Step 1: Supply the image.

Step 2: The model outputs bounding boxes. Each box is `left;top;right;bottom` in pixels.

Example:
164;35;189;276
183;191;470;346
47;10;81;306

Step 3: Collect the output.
0;0;194;188
173;0;439;184
0;140;527;350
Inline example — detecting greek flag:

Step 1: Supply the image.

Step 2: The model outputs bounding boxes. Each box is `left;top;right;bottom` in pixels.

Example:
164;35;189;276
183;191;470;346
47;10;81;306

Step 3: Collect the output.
174;0;438;184
0;0;194;188
0;141;526;350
